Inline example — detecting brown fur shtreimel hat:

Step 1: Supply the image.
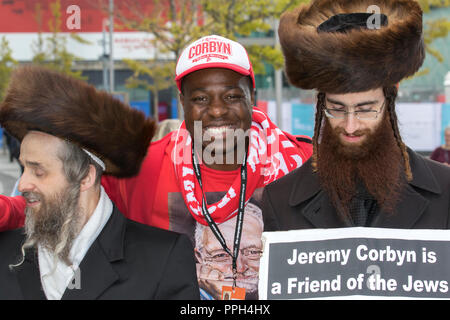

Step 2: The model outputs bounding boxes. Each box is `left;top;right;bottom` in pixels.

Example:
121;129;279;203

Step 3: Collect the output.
279;0;425;93
0;65;156;177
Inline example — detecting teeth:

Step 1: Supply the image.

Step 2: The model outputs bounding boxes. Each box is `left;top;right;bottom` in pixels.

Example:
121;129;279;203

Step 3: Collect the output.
205;126;233;136
23;192;41;204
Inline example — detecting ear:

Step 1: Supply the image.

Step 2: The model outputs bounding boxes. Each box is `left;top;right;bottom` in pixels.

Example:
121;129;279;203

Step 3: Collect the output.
179;92;186;112
80;164;97;192
251;88;256;106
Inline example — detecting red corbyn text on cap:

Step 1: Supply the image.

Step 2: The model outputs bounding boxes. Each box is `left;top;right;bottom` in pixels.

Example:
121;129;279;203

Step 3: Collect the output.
188;41;232;60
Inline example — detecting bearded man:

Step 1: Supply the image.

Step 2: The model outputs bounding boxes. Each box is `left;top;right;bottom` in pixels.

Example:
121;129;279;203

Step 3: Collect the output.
262;0;450;230
0;66;199;300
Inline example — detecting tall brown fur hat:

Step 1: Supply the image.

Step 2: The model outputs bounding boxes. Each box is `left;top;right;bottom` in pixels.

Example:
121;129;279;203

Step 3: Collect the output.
279;0;425;93
0;65;156;177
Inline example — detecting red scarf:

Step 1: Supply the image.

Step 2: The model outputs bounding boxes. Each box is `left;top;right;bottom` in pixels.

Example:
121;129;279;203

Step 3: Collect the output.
171;108;311;225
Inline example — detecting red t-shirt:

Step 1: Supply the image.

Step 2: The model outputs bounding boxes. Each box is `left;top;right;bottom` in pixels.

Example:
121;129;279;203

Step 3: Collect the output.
102;129;312;300
102;133;270;299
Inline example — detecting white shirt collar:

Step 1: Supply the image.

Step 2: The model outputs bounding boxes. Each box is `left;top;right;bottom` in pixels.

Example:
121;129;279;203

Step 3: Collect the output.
38;186;113;300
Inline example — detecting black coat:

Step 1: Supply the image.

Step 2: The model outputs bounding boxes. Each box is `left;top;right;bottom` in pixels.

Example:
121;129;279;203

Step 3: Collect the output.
262;149;450;231
0;206;200;300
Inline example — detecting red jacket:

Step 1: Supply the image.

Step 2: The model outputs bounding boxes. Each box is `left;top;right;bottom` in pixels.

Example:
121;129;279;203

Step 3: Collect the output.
0;195;25;232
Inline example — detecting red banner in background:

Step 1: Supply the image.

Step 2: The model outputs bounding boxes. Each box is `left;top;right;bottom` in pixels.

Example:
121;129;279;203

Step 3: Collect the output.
0;0;174;33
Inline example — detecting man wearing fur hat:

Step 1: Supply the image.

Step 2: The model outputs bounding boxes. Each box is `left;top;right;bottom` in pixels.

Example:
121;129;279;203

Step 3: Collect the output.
262;0;450;230
0;66;199;300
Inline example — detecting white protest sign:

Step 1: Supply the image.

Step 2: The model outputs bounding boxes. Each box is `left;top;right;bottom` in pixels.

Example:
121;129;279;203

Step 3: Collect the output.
259;227;450;299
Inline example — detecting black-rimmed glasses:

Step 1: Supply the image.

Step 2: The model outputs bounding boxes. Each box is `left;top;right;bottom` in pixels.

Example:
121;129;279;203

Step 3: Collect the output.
324;103;385;120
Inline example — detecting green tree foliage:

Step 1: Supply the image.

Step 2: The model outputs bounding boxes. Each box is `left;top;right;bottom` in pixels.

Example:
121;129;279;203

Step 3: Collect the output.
201;0;308;73
117;0;449;115
412;0;450;76
114;0;206;119
123;58;175;121
0;37;17;101
31;0;89;79
114;0;308;119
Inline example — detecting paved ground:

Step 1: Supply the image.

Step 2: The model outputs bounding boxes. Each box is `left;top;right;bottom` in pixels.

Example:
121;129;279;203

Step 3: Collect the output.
0;149;21;196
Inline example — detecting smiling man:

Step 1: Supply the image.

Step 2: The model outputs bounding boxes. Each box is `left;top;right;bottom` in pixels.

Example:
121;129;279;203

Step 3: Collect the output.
262;0;450;230
181;67;253;171
100;35;313;299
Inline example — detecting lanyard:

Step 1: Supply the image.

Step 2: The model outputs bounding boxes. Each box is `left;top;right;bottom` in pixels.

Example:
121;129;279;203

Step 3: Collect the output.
191;147;247;287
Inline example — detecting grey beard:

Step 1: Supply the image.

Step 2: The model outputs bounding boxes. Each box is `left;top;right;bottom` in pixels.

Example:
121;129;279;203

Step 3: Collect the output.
22;183;82;266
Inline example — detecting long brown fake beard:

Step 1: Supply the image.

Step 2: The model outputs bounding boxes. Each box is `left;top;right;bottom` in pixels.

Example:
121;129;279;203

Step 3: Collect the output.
316;112;406;220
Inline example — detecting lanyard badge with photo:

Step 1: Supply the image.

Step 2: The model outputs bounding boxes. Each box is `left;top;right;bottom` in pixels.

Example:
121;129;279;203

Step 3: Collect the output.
192;147;247;300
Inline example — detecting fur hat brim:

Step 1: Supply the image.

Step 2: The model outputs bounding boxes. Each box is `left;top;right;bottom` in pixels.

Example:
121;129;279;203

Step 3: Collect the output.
0;66;155;177
279;0;425;93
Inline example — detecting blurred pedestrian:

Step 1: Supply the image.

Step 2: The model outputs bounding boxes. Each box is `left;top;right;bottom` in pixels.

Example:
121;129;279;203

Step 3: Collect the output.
430;126;450;165
3;129;23;174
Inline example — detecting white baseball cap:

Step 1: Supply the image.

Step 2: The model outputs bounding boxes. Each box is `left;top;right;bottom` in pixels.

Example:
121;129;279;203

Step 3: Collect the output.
175;35;255;91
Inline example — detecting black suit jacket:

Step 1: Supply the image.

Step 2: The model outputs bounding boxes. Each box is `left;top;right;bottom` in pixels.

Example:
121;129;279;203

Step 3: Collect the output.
263;149;450;230
0;206;200;300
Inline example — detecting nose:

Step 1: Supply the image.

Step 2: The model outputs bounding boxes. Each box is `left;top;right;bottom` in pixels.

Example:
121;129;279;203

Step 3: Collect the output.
17;171;34;194
235;254;248;273
342;113;360;135
208;96;228;118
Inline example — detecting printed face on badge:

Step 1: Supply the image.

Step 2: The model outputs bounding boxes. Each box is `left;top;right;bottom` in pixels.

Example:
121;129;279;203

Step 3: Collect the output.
180;68;254;160
194;202;263;300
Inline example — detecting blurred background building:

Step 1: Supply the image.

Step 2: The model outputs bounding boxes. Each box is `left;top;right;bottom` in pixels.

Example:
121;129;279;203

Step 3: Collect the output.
0;0;449;153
